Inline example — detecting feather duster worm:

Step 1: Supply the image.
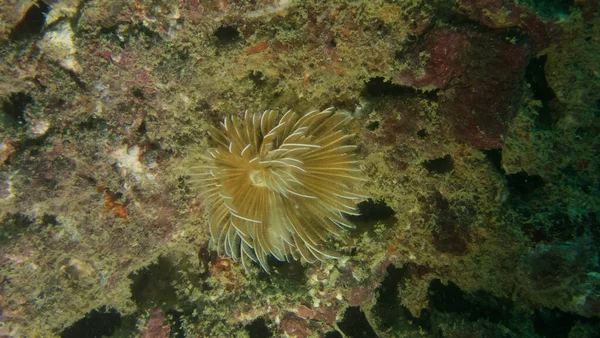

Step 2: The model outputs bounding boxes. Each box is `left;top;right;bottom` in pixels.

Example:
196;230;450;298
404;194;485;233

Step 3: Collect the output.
189;108;364;272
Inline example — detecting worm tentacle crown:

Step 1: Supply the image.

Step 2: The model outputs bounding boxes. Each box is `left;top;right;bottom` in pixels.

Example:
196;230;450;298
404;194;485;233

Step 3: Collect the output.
190;108;364;272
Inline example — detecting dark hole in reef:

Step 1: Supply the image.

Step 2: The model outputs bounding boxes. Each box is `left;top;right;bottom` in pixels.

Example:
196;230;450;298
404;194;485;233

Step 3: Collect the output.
60;307;122;338
137;119;147;135
131;86;145;99
376;265;402;315
21;130;52;156
268;256;306;280
347;199;395;223
429;192;469;255
41;214;59;227
324;330;343;338
255;257;307;284
417;129;428;139
406;33;418;43
248;70;267;87
366;121;380;131
428;279;470;314
526;56;554;103
337;306;378;338
77;116;108;131
423;155;454;174
137;26;163;45
363;77;427;98
197;245;212;276
10;0;50;41
374;264;431;331
525;55;558;127
428;279;515;325
2;92;32;126
246;317;273;338
374;20;389;36
99;25;129;48
329;39;337;48
483;149;503;174
395;49;407;60
214;25;241;44
0;213;34;243
506;171;544;197
177;175;191;194
129;257;179;307
533;307;599;338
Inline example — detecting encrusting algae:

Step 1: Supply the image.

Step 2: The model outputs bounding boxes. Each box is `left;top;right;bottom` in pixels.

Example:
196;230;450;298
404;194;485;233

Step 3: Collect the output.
189;108;365;272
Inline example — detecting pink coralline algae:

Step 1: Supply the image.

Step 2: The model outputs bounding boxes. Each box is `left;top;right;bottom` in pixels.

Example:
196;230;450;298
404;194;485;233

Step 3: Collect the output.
393;0;563;149
439;30;531;149
395;28;469;90
395;27;532;149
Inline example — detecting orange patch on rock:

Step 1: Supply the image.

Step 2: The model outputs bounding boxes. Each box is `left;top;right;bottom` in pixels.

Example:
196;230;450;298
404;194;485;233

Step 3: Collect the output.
103;191;129;223
246;41;268;54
